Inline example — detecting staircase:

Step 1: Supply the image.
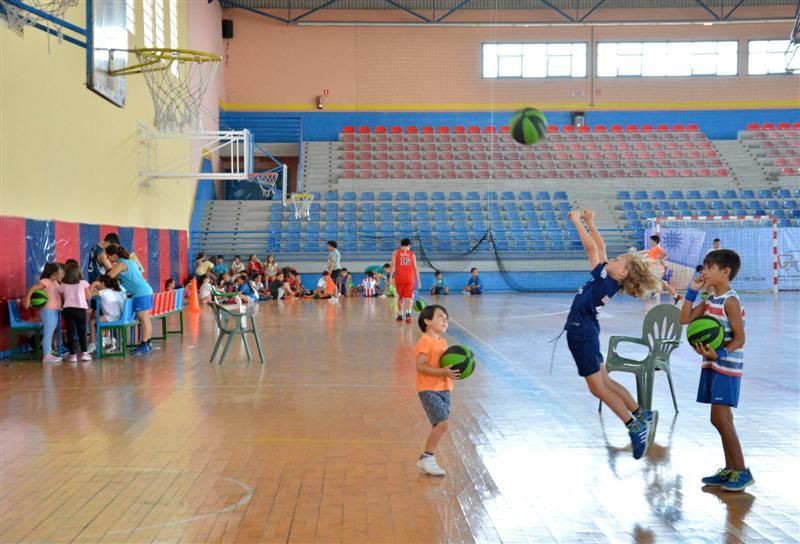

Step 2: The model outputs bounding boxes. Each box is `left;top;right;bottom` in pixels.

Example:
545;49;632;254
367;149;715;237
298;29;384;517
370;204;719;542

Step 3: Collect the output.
300;142;338;194
714;140;778;192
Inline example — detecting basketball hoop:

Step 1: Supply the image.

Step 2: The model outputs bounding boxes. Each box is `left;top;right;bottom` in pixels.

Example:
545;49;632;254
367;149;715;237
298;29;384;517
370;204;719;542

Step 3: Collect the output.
250;172;279;199
0;0;77;36
109;48;221;133
289;193;314;220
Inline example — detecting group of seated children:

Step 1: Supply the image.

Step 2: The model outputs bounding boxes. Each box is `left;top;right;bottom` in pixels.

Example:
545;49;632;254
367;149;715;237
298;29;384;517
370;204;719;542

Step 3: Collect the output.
198;266;308;304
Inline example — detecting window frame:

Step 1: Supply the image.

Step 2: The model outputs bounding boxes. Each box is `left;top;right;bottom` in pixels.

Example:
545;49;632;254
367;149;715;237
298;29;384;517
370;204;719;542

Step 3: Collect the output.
595;40;739;78
481;41;589;80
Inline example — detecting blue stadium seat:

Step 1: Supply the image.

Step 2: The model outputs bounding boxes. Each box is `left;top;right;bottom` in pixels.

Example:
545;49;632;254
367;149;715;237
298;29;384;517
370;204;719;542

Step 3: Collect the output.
379;202;393;212
311;192;322;201
397;203;412;212
343;203;357;212
745;200;760;210
521;202;536;212
483;191;498;200
556;202;571;212
432;211;447;222
659;210;675;217
287;223;301;233
379;223;395;233
343;223;358;233
740;189;755;199
502;202;517;212
652;190;666;200
414;192;428;201
324;203;339;213
454;221;469;231
396;192;410;201
765;200;780;210
448;191;463;200
674;201;689;211
361;203;375;212
494;240;510;250
633;191;648;200
729;201;743;210
452;211;467;221
710;201;725;211
468;211;483;222
772;209;786;218
629;219;644;230
466;191;480;200
270;203;283;213
550;239;566;250
487;201;500;212
398;221;414;232
310;203;322;212
624;210;639;221
527;219;541;229
398;212;413;222
343;192;356;201
268;222;281;232
472;221;488;231
758;189;772;199
325;191;339;201
620;201;634;211
415;211;430;221
792;209;800;218
722;190;737;199
553;191;568;200
361;192;375;201
541;211;557;220
519;191;533;200
536;191;551;200
616;191;631;200
705;190;720;200
379;211;394;221
343;212;357;222
433;223;449;233
686;190;701;200
361;212;376;222
523;210;538;221
668;190;684;200
432;203;447;212
776;189;791;199
488;210;502;221
413;203;429;212
785;200;798;209
501;191;515;201
449;202;465;212
378;192;393;201
466;202;482;212
656;201;671;211
642;210;657;219
796;189;800;198
506;210;520;221
778;218;792;227
317;212;329;222
431;192;445;201
698;210;712;217
509;220;524;231
539;202;554;211
638;202;653;211
692;201;707;210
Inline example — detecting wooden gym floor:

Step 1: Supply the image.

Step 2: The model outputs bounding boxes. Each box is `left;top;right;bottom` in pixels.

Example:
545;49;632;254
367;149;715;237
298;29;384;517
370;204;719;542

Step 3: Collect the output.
1;293;798;543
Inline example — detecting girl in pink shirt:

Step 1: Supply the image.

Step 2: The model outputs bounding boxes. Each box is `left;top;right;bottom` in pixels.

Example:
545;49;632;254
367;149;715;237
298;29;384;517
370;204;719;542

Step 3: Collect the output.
23;262;64;363
58;262;93;362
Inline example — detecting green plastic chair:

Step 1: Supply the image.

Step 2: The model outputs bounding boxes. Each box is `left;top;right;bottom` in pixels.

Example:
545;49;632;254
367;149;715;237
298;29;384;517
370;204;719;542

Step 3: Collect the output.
599;303;683;413
209;302;265;365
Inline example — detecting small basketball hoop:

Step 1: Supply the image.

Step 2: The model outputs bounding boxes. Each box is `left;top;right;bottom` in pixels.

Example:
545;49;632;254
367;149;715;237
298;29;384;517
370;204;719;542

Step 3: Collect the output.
250;172;279;199
109;48;221;133
0;0;77;36
289;193;314;220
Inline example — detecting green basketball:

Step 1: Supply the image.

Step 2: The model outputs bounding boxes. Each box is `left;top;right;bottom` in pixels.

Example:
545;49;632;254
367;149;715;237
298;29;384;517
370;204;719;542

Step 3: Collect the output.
440;345;476;379
413;298;427;312
686;316;725;350
30;289;48;308
509;107;548;145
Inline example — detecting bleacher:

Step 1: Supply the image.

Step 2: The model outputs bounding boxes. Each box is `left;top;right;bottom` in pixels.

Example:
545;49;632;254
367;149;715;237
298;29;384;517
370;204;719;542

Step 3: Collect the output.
336;123;729;181
738;122;800;177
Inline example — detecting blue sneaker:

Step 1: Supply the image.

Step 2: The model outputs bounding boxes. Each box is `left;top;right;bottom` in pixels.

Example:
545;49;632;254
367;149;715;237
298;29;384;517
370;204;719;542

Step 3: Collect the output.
132;343;152;355
629;420;649;460
642;410;659;448
721;469;754;492
701;468;733;486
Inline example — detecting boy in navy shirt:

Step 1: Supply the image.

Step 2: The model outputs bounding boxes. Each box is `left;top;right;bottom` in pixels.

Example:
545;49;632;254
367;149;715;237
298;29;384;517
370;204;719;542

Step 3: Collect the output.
565;209;662;459
463;268;483;295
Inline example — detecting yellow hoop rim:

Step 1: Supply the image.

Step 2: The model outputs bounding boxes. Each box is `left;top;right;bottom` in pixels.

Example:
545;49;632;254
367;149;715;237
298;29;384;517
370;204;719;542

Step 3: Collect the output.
290;193;313;200
109;48;221;76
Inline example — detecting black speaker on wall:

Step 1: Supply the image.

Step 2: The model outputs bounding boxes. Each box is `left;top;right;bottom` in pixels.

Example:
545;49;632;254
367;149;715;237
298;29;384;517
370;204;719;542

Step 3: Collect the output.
222;19;234;39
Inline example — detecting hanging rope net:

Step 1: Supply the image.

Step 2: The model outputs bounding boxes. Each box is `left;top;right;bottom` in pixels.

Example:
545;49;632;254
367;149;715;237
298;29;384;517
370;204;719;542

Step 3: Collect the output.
0;0;78;36
110;48;221;133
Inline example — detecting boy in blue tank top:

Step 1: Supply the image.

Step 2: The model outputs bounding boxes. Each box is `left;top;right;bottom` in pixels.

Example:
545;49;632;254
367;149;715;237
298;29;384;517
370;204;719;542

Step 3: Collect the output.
564;210;662;459
680;249;753;492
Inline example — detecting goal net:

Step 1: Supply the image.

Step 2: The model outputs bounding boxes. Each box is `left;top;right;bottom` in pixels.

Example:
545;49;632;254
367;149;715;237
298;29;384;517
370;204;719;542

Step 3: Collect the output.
646;216;777;293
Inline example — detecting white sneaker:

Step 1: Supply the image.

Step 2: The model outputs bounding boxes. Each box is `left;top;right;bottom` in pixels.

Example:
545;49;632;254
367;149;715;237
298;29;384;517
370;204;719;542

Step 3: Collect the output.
87;342;96;353
416;455;446;476
42;354;62;364
80;352;92;362
66;354;78;363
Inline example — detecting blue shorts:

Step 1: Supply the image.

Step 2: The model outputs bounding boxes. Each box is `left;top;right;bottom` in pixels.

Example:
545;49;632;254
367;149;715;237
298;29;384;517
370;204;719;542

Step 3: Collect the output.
132;294;154;313
697;367;741;408
566;323;603;377
418;390;451;426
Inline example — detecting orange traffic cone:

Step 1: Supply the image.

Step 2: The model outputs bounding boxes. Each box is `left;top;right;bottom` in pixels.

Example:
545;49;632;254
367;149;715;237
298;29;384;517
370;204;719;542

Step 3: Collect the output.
187;277;201;312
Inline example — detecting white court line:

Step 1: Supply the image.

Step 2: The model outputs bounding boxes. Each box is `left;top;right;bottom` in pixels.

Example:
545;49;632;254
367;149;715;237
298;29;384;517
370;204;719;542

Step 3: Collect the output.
83;468;254;537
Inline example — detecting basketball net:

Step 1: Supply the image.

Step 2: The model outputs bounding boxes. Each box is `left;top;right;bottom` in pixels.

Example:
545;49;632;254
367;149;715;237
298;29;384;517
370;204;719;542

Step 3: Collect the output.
0;0;77;36
289;193;314;220
250;172;278;199
110;48;221;133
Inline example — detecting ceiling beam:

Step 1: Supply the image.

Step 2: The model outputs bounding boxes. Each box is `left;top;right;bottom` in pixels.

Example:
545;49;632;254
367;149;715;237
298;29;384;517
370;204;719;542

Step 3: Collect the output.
579;0;607;22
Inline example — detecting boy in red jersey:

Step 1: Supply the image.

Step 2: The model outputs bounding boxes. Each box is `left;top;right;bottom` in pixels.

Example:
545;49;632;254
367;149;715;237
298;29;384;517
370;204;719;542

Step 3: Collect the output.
389;238;422;323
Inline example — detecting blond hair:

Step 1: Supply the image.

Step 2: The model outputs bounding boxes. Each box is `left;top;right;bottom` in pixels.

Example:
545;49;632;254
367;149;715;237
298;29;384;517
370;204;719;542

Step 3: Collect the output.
620;251;662;298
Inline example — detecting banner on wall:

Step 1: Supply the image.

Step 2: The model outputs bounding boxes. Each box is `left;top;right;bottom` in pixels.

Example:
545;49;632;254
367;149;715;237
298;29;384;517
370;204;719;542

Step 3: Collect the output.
778;229;800;290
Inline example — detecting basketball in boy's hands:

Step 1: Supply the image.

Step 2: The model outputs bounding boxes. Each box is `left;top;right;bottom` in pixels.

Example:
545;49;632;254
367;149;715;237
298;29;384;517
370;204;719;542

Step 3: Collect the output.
687;316;725;350
30;289;48;308
413;298;427;312
440;345;476;379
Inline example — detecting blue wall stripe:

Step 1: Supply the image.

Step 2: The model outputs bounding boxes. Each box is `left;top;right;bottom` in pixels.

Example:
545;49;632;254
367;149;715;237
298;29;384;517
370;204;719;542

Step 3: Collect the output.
118;227;134;253
79;223;99;278
220;108;800;142
147;229;160;292
25;219;55;287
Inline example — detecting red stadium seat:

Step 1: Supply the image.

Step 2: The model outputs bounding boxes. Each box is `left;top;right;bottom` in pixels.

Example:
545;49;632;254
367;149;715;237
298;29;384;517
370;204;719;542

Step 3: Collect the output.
547;125;559;133
563;125;576;133
593;125;607;133
578;125;591;133
792;122;800;130
343;126;355;133
389;125;402;133
358;126;370;134
468;126;481;133
421;126;434;134
453;126;466;133
484;126;496;133
715;168;729;176
610;124;623;133
762;122;775;130
671;124;685;132
626;124;640;132
686;123;700;132
374;125;386;133
746;122;759;131
778;122;790;130
500;126;510;133
405;126;418;133
437;126;450;133
656;124;669;132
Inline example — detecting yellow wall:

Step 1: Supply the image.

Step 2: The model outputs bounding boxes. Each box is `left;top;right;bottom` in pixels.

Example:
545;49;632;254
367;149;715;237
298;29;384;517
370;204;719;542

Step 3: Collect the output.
0;2;195;230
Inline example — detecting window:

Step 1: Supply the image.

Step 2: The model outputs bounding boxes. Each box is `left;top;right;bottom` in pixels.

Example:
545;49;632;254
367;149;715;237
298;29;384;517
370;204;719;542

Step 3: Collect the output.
125;0;135;34
169;0;178;75
597;41;738;77
483;43;587;78
748;40;800;75
154;0;165;48
142;0;154;47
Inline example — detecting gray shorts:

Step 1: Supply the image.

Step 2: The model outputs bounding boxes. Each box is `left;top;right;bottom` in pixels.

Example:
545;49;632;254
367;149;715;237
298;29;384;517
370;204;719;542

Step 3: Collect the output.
418;390;451;426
